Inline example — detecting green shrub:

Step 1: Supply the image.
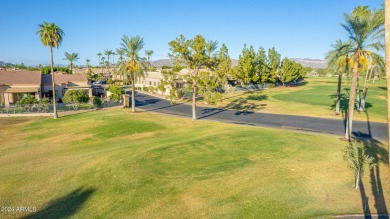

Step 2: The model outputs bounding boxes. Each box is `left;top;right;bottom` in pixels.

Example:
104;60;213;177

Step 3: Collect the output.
93;97;103;108
108;85;125;102
16;94;38;105
63;90;89;110
39;98;51;104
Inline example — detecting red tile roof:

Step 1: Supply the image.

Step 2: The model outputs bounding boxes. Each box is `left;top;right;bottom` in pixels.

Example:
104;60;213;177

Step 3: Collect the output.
0;71;42;85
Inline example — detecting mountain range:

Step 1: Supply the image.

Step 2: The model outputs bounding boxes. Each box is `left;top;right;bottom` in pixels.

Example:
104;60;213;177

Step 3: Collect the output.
151;58;326;69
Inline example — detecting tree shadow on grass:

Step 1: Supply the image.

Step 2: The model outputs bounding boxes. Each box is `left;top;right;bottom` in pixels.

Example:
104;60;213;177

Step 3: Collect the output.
22;187;96;219
355;137;389;217
378;87;387;91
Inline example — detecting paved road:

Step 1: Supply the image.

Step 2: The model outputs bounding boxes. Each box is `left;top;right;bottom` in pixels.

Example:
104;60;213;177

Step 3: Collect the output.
133;92;388;141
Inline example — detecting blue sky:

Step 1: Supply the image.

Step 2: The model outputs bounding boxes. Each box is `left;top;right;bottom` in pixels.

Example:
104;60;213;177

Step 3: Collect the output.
0;0;383;66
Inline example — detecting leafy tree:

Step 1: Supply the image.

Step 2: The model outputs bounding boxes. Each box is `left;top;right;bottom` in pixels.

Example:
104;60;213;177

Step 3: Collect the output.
340;6;383;139
169;34;223;120
344;140;375;189
108;85;125;102
41;66;71;74
256;47;269;84
62;89;89;110
268;47;281;85
63;52;79;74
215;43;231;88
116;35;146;112
36;21;64;119
158;70;180;104
279;58;306;85
233;45;257;85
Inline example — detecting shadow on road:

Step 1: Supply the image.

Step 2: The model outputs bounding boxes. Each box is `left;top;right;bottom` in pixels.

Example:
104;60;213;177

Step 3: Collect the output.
198;96;266;119
22;187;96;219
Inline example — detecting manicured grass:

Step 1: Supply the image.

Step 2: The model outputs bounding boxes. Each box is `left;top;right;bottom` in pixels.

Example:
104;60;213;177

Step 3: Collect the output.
0;109;388;218
214;77;387;122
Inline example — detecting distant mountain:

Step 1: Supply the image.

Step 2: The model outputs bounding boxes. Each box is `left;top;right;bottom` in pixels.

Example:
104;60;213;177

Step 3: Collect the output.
151;59;174;67
0;61;4;66
291;58;327;69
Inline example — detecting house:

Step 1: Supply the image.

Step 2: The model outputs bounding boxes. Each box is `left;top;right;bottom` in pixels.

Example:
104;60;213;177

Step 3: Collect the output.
41;74;92;101
0;71;42;107
0;70;91;106
135;70;186;95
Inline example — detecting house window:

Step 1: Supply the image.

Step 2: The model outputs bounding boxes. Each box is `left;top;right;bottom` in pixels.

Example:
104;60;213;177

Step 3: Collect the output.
149;81;151;85
154;82;156;86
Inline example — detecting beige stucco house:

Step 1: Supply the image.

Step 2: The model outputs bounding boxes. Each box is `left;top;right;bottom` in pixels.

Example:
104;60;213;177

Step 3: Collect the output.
41;74;92;101
0;70;91;106
0;71;42;107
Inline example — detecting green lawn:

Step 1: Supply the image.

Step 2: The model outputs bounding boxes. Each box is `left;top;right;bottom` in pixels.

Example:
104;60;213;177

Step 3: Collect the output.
0;109;388;218
213;77;387;123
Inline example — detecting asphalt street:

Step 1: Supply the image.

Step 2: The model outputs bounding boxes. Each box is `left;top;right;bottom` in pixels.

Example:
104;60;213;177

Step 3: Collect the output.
133;92;388;141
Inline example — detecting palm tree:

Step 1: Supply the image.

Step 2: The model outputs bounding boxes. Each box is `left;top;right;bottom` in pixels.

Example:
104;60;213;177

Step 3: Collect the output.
145;50;153;70
36;22;64;119
205;40;218;57
86;59;91;68
97;52;102;74
63;52;79;74
116;35;146;112
116;48;125;64
101;57;106;74
341;6;383;139
205;40;218;72
105;49;114;77
325;40;353;115
385;1;390;163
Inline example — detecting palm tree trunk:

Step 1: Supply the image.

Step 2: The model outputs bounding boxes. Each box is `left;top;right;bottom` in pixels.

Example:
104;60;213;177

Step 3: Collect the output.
336;72;342;115
360;67;374;111
355;167;361;189
131;79;135;113
50;46;58;119
385;0;390;167
345;55;359;139
192;83;197;120
70;62;73;74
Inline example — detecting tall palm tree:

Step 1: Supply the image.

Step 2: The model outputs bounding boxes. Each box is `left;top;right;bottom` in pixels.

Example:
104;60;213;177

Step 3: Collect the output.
63;52;79;74
341;7;383;139
205;40;218;57
325;40;353;115
86;59;91;68
105;49;114;77
116;48;125;64
205;40;218;72
145;50;154;70
97;52;102;74
385;1;390;163
116;35;146;112
101;57;106;74
36;22;64;119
